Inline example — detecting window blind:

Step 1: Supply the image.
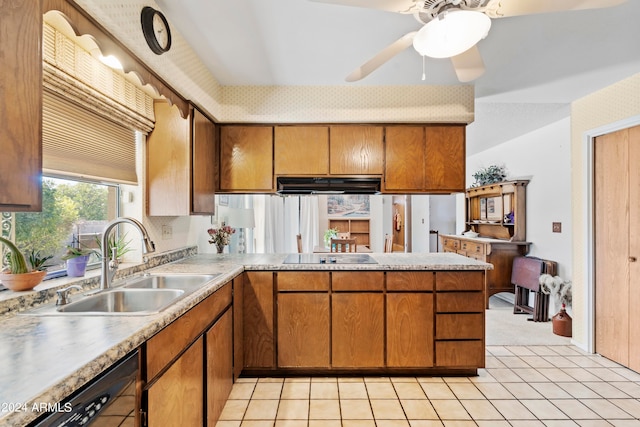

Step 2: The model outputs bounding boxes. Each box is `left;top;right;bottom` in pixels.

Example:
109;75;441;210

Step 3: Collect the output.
42;90;138;185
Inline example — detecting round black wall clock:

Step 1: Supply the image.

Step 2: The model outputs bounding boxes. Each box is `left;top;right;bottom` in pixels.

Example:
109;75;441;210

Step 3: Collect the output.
141;6;172;55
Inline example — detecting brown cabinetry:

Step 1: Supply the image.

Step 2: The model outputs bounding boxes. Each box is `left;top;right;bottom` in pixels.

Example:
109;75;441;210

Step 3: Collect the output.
435;271;485;368
243;271;275;369
144;281;234;427
0;1;42;211
147;102;216;215
331;271;385;368
274;126;329;175
220;125;274;192
332;292;385;368
233;275;244;380
386;272;434;367
147;337;204;427
206;309;233;426
330;125;384;175
276;272;330;368
384;125;465;193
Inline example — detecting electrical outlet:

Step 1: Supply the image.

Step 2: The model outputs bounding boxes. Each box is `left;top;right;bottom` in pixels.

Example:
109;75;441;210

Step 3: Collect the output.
161;225;172;240
552;222;562;233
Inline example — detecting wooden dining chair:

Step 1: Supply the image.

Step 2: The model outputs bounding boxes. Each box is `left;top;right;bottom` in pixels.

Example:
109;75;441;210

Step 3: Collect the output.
296;234;303;253
384;234;393;253
330;238;357;252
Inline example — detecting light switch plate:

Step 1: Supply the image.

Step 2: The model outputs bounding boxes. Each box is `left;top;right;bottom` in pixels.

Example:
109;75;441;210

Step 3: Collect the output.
552;222;562;233
162;225;173;240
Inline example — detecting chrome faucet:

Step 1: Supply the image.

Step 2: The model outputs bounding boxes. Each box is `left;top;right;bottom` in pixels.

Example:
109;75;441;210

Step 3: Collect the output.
100;217;156;290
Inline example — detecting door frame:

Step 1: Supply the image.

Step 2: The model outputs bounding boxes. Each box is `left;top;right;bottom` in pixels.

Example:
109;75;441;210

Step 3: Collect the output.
582;114;640;354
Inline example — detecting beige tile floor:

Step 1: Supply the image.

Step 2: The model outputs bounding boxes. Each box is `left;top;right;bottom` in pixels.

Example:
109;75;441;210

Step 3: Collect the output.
216;298;640;427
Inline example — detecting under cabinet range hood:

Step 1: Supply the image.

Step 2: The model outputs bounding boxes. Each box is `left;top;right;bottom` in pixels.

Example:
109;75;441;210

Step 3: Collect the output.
276;177;381;195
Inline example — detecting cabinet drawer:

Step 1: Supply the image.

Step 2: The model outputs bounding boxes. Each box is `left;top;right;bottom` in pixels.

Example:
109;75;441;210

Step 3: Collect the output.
332;271;384;291
437;292;484;313
435;271;484;291
436;313;484;339
435;340;484;367
442;238;459;251
387;272;433;291
147;282;232;380
461;241;484;255
277;272;330;291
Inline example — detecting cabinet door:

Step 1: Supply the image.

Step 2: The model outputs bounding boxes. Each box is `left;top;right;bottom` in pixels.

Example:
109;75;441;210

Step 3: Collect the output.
384;126;425;191
332;293;384;367
233;275;244;380
147;101;190;216
275;126;329;175
243;272;275;368
207;309;233;426
220;126;273;191
330;125;384;175
387;293;434;367
147;337;204;426
192;108;216;214
0;1;42;211
277;293;330;367
424;126;465;192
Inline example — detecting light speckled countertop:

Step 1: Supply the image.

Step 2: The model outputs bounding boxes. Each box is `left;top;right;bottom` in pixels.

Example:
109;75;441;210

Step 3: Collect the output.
0;251;490;426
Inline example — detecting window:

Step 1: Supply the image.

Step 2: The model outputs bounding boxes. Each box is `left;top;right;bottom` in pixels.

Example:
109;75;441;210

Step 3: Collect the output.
2;177;119;277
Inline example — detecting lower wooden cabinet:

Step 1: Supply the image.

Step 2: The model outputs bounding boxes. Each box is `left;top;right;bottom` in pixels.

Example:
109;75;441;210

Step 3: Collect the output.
207;309;234;426
387;292;434;367
277;293;330;367
332;293;385;368
243;272;275;369
143;280;236;427
233;275;244;380
146;337;204;426
435;271;485;368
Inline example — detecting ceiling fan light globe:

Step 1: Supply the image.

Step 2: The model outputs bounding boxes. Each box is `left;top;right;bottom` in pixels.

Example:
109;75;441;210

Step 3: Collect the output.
413;10;491;59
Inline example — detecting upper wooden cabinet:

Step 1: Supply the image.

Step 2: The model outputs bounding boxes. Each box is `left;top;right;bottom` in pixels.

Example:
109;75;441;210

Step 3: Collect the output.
192;108;217;214
274;126;329;175
220;126;274;192
147;102;216;216
0;1;42;211
330;125;384;175
384;125;466;193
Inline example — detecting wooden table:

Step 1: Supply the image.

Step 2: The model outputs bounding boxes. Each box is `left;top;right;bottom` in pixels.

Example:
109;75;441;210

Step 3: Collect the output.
313;245;372;253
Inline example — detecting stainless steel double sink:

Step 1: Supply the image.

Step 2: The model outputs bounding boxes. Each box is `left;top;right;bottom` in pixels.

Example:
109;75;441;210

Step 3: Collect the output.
24;274;219;316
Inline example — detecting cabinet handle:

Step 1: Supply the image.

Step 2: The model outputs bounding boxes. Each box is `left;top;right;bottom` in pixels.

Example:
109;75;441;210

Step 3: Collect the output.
630;256;638;262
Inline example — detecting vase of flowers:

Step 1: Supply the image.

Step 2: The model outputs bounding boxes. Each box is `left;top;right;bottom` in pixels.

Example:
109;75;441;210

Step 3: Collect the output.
207;225;236;254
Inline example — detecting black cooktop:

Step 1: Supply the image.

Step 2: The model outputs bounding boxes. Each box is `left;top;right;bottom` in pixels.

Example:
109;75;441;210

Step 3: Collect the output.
283;253;378;265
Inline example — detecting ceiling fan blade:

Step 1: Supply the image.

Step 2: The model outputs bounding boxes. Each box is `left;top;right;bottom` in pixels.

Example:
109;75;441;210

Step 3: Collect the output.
485;0;627;18
450;45;485;82
346;31;417;82
309;0;419;14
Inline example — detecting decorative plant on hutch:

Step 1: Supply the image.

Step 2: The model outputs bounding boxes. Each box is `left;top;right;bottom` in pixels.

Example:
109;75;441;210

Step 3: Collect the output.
208;225;236;253
472;164;507;187
0;236;48;291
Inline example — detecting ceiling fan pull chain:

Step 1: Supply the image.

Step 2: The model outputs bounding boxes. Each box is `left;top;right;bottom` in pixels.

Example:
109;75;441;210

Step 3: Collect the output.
421;55;426;81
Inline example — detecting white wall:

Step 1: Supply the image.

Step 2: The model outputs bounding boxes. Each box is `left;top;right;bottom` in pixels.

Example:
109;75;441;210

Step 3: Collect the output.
411;196;430;253
467;117;573;281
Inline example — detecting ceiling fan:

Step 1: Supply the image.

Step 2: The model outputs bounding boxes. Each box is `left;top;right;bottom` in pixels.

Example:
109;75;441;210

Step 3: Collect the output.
310;0;627;82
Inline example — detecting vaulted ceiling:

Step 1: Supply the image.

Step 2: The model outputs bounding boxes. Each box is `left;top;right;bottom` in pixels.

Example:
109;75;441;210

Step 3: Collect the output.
143;1;640;153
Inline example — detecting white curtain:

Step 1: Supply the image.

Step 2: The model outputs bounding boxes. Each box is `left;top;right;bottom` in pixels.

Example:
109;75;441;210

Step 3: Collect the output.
300;196;319;252
253;195;319;253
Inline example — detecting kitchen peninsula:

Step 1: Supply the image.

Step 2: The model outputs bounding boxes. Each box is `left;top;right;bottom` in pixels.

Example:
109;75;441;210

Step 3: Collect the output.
0;251;491;426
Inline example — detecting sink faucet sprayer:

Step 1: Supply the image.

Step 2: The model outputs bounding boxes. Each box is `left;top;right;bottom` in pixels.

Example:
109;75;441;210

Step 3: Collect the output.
100;217;156;290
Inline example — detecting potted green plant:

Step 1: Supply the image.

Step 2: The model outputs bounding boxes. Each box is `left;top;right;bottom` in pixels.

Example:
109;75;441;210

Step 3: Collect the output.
62;245;95;277
0;236;47;291
323;227;339;248
471;164;507;187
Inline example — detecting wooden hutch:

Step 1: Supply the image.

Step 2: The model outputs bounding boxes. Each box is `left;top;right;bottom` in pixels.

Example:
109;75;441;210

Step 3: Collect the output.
441;180;530;307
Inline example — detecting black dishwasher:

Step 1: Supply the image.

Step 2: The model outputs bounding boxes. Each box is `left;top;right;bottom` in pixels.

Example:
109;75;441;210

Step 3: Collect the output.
29;350;138;427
